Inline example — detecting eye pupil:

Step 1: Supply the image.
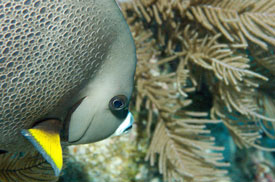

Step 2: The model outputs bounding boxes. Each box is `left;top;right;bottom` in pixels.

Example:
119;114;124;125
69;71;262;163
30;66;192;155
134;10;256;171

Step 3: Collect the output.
113;99;123;108
109;95;129;119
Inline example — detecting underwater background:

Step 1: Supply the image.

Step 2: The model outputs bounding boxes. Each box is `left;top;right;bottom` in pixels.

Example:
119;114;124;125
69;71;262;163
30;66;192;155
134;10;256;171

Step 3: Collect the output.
59;0;275;182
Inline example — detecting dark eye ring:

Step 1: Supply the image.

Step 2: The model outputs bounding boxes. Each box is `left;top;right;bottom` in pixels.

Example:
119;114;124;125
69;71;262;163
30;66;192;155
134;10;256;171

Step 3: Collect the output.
109;95;127;111
109;95;128;119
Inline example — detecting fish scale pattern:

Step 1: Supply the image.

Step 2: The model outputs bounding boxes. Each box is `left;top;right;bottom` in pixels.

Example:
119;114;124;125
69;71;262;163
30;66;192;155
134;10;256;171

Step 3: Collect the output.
0;0;115;151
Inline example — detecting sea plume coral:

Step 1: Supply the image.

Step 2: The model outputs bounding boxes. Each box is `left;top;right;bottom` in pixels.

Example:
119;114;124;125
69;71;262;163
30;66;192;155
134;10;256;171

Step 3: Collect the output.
119;0;275;181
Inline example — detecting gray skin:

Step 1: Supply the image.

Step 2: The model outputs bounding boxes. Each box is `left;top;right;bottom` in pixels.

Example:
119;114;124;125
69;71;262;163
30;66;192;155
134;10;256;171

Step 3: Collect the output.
0;0;136;151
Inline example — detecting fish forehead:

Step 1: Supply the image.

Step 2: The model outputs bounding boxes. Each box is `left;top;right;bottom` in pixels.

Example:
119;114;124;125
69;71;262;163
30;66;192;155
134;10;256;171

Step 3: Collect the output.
0;0;118;150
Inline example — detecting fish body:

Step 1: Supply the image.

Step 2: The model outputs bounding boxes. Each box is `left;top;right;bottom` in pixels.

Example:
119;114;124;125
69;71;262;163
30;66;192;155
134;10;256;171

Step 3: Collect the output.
0;0;136;177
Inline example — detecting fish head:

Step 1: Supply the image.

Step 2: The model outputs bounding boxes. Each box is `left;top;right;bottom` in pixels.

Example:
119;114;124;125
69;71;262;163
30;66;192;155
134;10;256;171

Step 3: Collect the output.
65;0;136;144
67;76;136;144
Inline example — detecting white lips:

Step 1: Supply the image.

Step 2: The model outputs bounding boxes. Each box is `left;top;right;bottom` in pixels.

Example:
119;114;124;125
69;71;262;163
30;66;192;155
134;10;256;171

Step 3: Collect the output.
112;112;134;136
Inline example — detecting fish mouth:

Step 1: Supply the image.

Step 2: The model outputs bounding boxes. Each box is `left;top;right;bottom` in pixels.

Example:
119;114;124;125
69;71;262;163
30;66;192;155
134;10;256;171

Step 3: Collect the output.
111;112;134;136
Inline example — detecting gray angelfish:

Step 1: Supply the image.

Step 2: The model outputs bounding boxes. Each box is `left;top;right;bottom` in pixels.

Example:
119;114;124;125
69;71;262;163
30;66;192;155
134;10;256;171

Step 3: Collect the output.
0;0;136;178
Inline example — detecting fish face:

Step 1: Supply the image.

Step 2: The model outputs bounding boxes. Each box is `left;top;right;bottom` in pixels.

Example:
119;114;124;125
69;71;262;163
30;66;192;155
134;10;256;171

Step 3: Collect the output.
66;55;136;144
67;93;134;144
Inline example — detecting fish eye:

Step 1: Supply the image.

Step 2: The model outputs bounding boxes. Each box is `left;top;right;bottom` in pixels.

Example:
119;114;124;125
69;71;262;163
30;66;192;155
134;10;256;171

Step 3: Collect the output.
109;95;127;110
109;95;128;119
